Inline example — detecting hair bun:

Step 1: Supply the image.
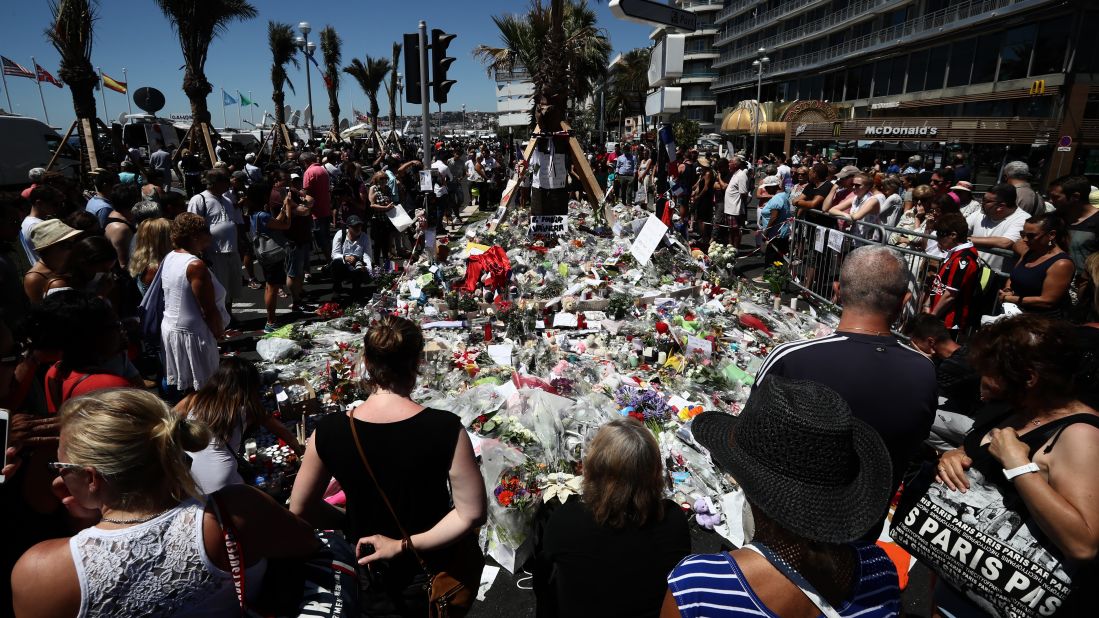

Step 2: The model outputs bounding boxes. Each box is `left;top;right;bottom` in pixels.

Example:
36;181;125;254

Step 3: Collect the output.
169;416;212;452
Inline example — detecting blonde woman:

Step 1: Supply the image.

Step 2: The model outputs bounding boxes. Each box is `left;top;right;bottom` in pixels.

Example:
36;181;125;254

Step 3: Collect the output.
128;217;173;297
536;417;690;618
11;389;319;617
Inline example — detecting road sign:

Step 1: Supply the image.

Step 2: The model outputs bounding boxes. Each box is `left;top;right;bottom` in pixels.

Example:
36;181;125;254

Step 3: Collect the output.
1057;135;1072;152
610;0;698;31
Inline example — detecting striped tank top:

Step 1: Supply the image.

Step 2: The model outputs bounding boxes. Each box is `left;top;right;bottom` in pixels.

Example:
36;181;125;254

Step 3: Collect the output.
668;544;900;617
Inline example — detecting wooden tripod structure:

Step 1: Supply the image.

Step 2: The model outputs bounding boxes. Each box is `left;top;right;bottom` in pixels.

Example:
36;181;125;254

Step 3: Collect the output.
45;116;121;186
172;121;218;168
254;123;294;164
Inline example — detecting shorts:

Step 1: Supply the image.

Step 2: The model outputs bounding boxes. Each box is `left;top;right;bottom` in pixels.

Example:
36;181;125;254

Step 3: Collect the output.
260;259;286;286
717;209;747;228
285;243;311;279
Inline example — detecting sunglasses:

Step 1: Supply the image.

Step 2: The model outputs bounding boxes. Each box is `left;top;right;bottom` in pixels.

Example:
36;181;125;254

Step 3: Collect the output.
1022;232;1048;240
48;461;85;474
930;179;946;184
852;183;865;188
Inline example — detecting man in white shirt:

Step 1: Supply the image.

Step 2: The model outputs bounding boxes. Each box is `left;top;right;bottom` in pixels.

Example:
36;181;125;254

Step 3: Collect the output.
20;186;62;264
723;156;749;248
329;215;373;299
188;169;244;324
776;154;792;191
432;152;458;224
966;182;1029;273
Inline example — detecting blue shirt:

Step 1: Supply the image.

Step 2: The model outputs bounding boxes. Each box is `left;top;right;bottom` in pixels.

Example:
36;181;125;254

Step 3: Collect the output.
615;153;636;176
669;544;900;618
86;195;113;228
759;191;792;239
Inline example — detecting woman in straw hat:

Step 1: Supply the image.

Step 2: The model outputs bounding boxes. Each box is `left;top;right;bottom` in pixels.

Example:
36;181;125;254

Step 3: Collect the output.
23;219;82;303
662;376;900;618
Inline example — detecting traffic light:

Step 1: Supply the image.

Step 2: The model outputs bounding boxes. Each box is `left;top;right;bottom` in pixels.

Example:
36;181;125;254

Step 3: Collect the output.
403;32;422;105
430;28;457;105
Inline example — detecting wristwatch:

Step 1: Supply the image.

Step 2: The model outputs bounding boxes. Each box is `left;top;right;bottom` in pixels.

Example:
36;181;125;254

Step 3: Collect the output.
1003;462;1040;480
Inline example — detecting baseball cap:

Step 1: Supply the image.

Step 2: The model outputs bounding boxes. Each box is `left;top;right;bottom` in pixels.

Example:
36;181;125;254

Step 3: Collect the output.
835;165;860;180
346;215;364;227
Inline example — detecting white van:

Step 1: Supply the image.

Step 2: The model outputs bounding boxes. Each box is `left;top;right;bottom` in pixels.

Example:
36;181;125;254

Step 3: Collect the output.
121;114;181;154
0;114;78;188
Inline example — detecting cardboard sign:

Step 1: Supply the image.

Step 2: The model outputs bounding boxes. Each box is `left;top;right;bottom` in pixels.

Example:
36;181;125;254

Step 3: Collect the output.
419;170;433;192
499;178;519;208
686;335;713;359
529;215;569;236
630;214;668;266
552;312;578;328
387;204;414;232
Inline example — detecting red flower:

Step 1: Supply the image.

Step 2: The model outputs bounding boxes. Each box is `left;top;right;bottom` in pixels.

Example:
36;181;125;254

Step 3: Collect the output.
629;411;645;422
655;321;669;334
476;414;488;424
497;490;515;507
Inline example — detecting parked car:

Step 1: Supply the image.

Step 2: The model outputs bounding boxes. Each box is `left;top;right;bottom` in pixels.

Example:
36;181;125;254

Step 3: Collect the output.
0;114;79;188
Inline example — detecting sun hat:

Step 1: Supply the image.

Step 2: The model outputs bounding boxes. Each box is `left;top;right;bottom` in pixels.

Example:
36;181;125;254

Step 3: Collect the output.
761;176;781;188
697;156;711;168
691;376;892;544
949;180;973;193
29;219;82;253
835;165;861;181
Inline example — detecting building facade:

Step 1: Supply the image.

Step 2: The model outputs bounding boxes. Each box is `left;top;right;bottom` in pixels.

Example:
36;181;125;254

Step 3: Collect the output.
495;67;534;129
650;0;726;131
708;0;1099;187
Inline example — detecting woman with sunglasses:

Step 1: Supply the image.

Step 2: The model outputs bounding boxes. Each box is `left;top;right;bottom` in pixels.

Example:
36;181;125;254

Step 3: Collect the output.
11;388;319;617
827;173;882;242
999;212;1075;318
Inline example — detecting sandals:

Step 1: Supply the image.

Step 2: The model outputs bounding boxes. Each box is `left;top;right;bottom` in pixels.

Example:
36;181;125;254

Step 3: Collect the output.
246;279;262;290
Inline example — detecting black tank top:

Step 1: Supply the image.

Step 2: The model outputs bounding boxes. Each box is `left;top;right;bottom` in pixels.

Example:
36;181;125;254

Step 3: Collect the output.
1010;251;1070;302
314;407;461;554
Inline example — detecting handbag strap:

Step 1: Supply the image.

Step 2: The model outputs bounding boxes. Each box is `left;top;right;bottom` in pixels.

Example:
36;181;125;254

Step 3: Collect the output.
347;414;430;572
743;543;843;618
208;494;249;616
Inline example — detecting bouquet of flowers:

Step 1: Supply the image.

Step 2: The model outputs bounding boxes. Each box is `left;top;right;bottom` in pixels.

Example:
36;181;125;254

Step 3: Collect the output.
316;302;344;320
614;385;674;433
493;464;542;511
708;242;738;273
762;261;791;296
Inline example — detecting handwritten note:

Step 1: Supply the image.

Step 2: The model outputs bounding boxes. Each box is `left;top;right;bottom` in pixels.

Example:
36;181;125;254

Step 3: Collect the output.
529;215;569;236
630;215;668;266
686;335;713;359
487;344;514;367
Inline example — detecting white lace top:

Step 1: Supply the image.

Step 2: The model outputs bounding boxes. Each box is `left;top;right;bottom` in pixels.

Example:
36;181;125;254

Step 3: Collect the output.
69;498;266;617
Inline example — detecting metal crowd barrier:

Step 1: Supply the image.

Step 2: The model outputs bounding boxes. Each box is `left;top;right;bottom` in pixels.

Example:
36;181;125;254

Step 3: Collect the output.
785;213;1014;333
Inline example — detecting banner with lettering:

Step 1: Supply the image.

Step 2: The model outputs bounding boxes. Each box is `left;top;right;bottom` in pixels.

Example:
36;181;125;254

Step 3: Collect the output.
891;466;1078;617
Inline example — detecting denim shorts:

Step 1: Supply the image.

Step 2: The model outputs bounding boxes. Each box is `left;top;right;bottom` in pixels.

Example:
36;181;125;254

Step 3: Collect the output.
285;243;311;279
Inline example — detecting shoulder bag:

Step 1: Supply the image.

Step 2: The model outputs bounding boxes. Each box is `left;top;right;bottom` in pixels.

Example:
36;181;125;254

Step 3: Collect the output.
891;415;1099;617
253;214;288;267
209;494;359;618
348;414;484;618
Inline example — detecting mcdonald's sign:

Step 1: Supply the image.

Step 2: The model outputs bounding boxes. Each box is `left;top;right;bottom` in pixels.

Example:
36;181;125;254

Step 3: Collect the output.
1029;80;1046;95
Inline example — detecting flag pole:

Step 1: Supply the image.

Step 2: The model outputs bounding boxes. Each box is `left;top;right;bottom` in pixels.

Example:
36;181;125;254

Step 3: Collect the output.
236;91;242;130
97;67;109;124
123;68;132;120
221;88;227;130
1;65;12;112
249;90;255;125
31;56;50;125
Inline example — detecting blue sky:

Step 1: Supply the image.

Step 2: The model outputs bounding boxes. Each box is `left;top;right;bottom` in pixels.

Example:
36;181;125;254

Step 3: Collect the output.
0;0;652;129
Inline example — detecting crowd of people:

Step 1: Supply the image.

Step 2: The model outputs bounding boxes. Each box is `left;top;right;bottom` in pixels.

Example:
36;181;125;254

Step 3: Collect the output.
2;131;1099;618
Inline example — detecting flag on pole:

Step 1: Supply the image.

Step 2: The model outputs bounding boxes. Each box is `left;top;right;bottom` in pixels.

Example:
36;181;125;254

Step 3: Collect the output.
1;56;34;79
222;89;237;105
34;63;62;87
238;91;258;107
101;72;126;94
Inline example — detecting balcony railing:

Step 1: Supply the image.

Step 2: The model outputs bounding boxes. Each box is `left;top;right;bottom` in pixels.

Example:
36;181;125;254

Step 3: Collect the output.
713;0;1040;90
716;0;762;25
714;0;911;68
679;0;725;8
715;0;830;45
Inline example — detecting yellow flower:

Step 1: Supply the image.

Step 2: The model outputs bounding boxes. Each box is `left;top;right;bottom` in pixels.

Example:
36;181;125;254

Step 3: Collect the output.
772;261;784;267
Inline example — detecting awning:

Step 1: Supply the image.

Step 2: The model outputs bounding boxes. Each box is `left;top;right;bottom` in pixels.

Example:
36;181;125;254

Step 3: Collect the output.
720;108;786;135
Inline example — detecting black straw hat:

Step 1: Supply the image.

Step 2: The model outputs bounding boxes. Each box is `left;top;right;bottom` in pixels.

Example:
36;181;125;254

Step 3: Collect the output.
692;376;892;544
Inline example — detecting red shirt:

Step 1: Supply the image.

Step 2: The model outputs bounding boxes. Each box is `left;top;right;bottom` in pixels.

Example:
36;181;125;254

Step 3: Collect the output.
303;163;332;218
44;364;131;413
931;243;981;329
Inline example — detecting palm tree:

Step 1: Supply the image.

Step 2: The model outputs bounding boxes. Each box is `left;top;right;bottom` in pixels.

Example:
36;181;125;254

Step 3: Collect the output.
269;21;298;129
46;0;101;175
382;42;402;140
609;47;651;136
473;0;610;123
319;26;342;138
156;0;257;126
343;55;391;137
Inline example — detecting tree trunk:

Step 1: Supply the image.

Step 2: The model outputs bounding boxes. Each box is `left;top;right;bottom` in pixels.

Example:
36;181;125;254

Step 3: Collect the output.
183;69;212;126
328;86;340;136
273;90;286;126
369;96;379;136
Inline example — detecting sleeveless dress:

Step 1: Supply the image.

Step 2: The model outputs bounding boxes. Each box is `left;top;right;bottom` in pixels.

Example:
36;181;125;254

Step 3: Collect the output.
160;251;229;391
187;414;245;494
69;498;266;617
669;544;900;617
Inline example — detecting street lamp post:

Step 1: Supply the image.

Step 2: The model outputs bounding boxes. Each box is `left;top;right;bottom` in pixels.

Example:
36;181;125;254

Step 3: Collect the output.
751;48;769;168
296;21;316;142
397;74;404;119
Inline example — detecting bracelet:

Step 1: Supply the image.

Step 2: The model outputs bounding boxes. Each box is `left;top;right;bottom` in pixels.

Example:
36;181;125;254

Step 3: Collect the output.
400;538;409;554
